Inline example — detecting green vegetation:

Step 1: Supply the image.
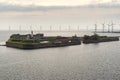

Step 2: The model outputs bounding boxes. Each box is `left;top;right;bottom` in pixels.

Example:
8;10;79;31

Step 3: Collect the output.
84;34;99;40
7;38;40;45
6;35;82;49
83;34;119;44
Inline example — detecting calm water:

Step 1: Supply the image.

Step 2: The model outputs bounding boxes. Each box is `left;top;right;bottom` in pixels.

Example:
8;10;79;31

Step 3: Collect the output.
0;31;120;80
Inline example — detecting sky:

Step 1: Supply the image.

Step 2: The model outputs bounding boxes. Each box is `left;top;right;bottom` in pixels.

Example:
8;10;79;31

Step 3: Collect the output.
0;0;119;30
0;0;120;11
0;0;119;6
0;0;120;12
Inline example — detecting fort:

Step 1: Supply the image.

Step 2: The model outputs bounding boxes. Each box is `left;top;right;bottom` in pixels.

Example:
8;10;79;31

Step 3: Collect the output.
6;31;81;49
6;31;120;49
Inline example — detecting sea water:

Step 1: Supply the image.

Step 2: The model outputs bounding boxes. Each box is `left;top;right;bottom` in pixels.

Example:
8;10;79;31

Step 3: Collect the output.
0;31;120;80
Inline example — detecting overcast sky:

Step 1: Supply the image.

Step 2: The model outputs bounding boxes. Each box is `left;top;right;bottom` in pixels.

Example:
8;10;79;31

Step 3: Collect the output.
0;0;119;30
0;0;119;6
0;0;119;12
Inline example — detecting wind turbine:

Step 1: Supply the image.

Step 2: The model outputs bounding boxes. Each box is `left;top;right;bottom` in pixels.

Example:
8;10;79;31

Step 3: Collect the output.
30;25;32;31
86;26;88;31
59;26;61;31
102;23;105;33
19;25;21;31
68;26;71;31
119;24;120;29
94;24;97;34
50;26;52;31
77;26;80;31
111;22;115;33
39;26;42;31
107;24;110;33
9;26;11;31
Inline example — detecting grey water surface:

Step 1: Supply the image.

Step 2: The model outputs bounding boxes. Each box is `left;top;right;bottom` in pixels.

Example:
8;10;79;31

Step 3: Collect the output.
0;31;120;80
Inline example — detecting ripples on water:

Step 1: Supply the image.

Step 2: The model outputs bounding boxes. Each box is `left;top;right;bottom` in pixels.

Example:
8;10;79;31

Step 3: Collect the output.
0;31;120;80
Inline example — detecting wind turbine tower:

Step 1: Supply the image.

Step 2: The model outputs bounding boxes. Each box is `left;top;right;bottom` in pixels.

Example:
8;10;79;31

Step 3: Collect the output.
86;26;88;31
107;24;110;33
77;26;80;31
9;26;11;31
68;26;71;31
111;22;115;33
94;24;97;34
59;26;61;31
102;23;105;33
50;26;52;31
19;25;21;31
40;26;42;31
30;26;32;31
